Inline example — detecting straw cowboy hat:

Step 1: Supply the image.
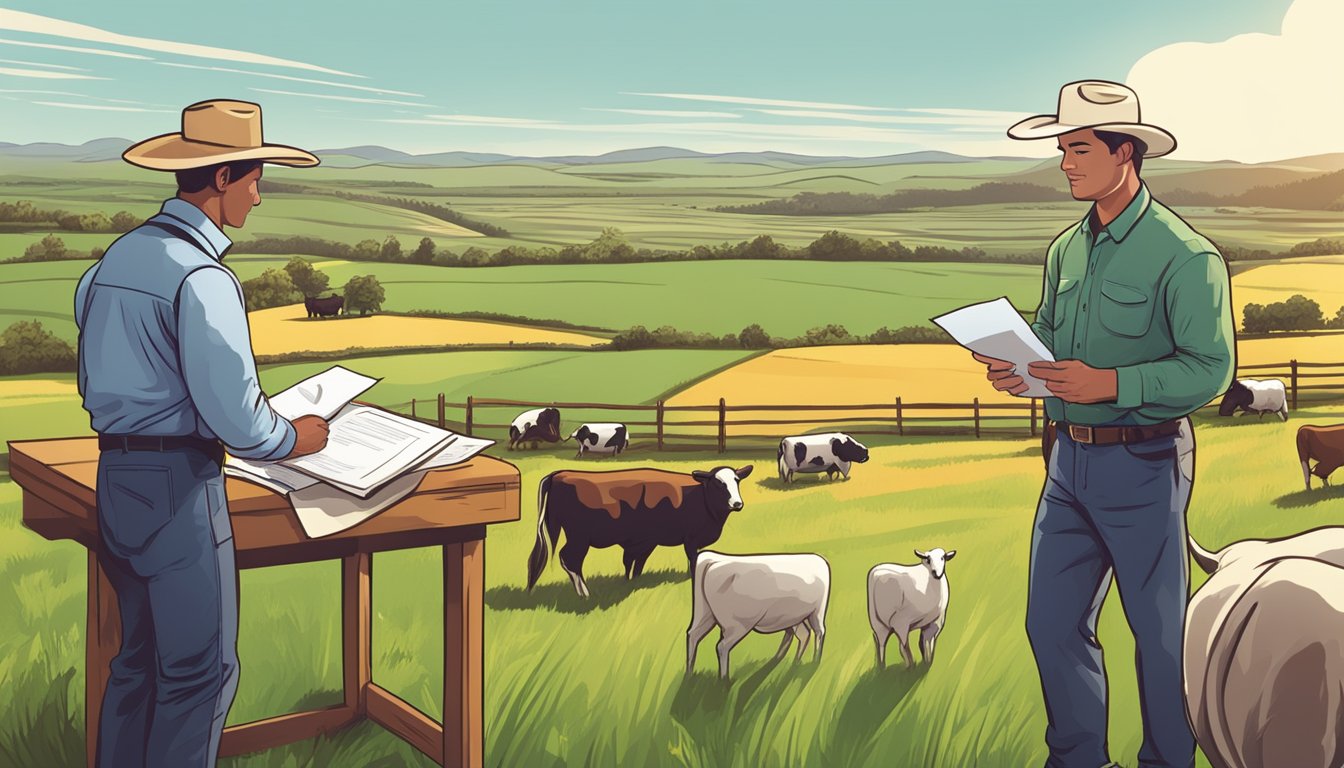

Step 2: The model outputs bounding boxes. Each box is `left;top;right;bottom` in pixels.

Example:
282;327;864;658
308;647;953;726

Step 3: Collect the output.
122;99;319;171
1007;80;1176;158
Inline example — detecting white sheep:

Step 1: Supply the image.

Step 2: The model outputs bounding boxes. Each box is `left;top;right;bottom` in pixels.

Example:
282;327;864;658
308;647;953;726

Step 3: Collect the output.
868;548;955;669
685;551;830;680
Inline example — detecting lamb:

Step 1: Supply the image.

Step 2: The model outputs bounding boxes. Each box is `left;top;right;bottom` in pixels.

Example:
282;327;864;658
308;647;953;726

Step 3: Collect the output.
867;548;955;669
685;551;830;680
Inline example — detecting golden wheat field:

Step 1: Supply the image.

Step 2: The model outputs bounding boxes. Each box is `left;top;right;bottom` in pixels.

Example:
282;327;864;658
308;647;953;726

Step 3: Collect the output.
244;304;607;355
1231;260;1344;329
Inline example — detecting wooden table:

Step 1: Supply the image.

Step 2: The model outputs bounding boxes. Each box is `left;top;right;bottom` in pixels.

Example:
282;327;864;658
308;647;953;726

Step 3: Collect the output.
8;437;520;768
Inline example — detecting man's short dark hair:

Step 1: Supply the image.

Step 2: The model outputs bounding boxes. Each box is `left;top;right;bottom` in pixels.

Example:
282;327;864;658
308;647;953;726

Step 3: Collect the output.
1094;130;1147;175
175;160;263;194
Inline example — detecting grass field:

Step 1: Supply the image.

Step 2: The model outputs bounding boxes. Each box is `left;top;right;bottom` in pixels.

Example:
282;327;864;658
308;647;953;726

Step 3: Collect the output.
5;400;1341;767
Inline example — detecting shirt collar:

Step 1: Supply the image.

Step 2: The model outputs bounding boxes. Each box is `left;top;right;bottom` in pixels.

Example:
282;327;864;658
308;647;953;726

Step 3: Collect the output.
158;198;233;261
1085;183;1150;244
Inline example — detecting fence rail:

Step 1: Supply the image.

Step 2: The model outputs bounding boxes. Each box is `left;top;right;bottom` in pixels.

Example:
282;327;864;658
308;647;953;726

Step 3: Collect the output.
381;359;1344;452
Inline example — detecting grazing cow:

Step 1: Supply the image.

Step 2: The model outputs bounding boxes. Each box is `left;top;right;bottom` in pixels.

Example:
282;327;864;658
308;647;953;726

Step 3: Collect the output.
686;551;830;679
1217;378;1288;420
1185;528;1344;768
526;465;754;597
1297;424;1344;489
777;433;870;483
509;407;562;450
567;423;630;458
867;548;955;669
305;294;344;318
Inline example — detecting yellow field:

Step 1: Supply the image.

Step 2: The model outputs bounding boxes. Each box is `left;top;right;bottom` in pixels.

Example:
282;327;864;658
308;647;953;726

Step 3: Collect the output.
246;304;607;355
0;378;78;408
1231;260;1344;330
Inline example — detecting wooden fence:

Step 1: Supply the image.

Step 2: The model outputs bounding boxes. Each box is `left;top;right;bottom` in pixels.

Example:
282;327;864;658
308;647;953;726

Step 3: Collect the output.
386;359;1344;453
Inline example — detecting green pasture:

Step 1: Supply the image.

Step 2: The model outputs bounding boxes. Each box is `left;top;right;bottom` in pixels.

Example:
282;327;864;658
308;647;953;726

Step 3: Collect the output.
4;394;1340;767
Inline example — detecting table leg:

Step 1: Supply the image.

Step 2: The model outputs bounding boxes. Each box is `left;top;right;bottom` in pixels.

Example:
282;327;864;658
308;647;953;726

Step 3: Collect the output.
85;551;120;768
342;552;372;715
443;539;484;768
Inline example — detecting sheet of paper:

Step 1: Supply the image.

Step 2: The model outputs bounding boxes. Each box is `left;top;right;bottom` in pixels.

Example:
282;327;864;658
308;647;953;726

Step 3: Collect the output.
931;297;1056;398
288;469;428;538
282;405;454;497
419;435;495;468
223;457;320;494
269;365;380;421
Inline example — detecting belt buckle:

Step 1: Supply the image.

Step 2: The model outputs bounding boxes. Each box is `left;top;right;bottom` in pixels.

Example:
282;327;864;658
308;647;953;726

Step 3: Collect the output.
1069;424;1094;444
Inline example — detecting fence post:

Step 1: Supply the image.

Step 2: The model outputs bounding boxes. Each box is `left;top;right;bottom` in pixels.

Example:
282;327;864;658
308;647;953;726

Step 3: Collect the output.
718;398;727;454
1030;398;1037;437
1290;359;1299;410
466;396;474;436
974;397;981;438
896;397;903;437
437;393;445;429
656;400;665;451
411;398;416;420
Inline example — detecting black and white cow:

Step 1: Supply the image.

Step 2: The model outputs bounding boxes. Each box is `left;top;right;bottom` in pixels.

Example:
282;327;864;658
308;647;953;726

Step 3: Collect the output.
509;407;562;450
778;433;870;483
567;423;630;458
1217;378;1288;421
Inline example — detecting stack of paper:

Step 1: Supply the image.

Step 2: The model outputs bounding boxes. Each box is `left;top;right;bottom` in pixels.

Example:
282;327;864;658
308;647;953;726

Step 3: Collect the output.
224;366;496;538
931;297;1057;398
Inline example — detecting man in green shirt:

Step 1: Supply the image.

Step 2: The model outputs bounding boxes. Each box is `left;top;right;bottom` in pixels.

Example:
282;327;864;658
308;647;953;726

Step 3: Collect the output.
976;80;1235;768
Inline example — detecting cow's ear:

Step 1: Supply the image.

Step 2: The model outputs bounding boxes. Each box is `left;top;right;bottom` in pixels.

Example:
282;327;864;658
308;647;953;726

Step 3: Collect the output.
735;465;753;479
830;437;843;450
945;550;956;560
691;470;711;482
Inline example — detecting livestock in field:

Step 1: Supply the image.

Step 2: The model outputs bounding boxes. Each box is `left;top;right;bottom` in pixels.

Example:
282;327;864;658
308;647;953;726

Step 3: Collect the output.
1217;378;1288;420
509;407;562;450
526;465;753;597
1297;423;1344;489
777;433;870;483
304;294;344;318
1185;528;1344;768
685;551;830;679
867;548;955;669
567;423;630;458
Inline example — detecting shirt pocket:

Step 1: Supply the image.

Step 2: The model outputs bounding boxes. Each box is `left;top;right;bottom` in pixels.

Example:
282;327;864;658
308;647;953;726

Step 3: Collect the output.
1051;277;1081;329
99;466;175;555
1099;279;1154;338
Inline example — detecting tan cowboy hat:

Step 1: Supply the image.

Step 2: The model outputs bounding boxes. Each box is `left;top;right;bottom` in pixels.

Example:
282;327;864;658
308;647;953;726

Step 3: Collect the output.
122;99;319;171
1007;80;1176;158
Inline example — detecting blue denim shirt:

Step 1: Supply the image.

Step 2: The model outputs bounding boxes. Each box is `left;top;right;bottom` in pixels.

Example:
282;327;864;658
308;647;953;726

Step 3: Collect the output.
74;198;295;460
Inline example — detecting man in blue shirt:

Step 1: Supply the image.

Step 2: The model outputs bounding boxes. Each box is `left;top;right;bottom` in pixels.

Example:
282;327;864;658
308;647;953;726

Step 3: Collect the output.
75;99;330;767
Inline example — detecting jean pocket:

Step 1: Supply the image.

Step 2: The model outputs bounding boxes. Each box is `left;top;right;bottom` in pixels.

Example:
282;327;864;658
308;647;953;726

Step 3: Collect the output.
206;477;233;546
1122;440;1177;463
99;466;175;554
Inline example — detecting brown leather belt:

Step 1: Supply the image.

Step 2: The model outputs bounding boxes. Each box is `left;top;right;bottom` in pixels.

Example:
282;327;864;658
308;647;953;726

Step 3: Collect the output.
1048;419;1180;447
98;434;225;463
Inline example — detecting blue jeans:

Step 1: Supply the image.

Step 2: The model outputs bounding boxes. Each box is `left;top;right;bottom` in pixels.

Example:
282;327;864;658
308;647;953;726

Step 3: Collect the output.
1026;429;1194;768
94;446;239;768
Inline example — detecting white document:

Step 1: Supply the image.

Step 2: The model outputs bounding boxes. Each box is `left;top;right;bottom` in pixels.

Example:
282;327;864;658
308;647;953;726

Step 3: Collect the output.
224;457;320;493
269;365;380;421
932;297;1057;398
288;469;429;538
282;405;455;498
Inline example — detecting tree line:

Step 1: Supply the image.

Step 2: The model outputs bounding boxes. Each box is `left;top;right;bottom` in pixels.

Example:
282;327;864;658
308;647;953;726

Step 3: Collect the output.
713;182;1069;215
1243;294;1344;333
241;257;385;315
0;200;140;233
609;322;949;350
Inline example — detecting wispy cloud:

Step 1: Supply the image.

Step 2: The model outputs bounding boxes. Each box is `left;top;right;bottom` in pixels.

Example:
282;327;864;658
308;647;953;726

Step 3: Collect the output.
0;36;152;60
0;88;141;103
0;66;106;80
623;91;893;112
31;100;173;113
0;8;359;77
0;57;86;71
249;87;432;108
748;108;1012;128
158;62;422;97
585;108;742;118
422;114;558;125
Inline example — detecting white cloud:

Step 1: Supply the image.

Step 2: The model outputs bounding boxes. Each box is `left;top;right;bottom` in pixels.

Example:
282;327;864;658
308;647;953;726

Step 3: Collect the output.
747;108;1018;128
0;36;152;60
249;88;432;108
0;57;86;71
422;114;559;125
586;108;742;118
623;91;894;111
157;62;422;97
0;8;358;77
0;88;141;103
1127;0;1344;162
31;100;173;113
0;66;105;80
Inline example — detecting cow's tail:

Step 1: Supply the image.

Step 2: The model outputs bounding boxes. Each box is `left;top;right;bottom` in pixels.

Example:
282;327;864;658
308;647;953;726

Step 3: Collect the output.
526;473;557;591
1187;534;1220;575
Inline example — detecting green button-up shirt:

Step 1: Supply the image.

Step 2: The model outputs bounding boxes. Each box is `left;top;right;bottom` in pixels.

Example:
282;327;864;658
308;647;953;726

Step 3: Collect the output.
1028;184;1235;426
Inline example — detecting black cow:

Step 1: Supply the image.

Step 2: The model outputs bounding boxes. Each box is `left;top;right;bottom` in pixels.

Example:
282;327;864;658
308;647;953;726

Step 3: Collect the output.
305;294;344;318
509;407;562;450
526;465;753;597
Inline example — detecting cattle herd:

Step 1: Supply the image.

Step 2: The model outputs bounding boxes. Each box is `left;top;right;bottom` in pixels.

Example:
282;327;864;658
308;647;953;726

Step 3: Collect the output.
508;378;1344;763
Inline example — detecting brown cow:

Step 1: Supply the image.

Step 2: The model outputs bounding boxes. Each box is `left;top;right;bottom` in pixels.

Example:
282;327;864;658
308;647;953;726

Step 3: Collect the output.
1296;424;1344;489
525;465;753;597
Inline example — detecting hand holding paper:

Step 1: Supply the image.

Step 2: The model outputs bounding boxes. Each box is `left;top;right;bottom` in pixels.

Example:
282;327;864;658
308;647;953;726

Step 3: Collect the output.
932;297;1056;398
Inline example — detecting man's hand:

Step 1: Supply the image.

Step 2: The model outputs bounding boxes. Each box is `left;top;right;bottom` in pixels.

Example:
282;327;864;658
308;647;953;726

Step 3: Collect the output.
972;352;1029;396
286;415;330;458
1027;360;1118;404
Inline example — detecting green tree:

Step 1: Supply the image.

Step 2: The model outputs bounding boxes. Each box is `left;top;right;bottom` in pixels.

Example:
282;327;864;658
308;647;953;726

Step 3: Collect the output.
354;239;380;260
343;275;385;315
412;237;436;264
738;323;771;348
22;234;67;261
283;257;330;297
1274;294;1325;331
79;212;112;232
240;268;302;311
111;211;139;231
0;320;76;374
379;235;402;262
1242;303;1268;333
1331;305;1344;330
804;324;855;345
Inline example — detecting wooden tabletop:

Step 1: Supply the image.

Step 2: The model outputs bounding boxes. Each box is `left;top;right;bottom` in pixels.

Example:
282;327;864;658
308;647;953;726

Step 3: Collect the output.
9;437;522;568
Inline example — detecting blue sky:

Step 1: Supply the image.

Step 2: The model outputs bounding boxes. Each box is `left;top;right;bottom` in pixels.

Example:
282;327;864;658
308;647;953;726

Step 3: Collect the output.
2;0;1332;160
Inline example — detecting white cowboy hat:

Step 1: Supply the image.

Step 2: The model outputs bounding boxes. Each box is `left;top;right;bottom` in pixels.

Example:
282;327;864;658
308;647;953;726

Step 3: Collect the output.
1007;80;1176;158
122;99;319;171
